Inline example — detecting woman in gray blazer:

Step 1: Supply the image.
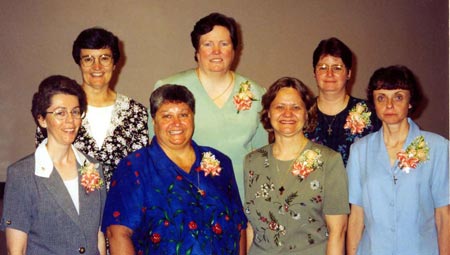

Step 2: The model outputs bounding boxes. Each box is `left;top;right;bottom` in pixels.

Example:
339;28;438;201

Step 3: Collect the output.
1;75;106;255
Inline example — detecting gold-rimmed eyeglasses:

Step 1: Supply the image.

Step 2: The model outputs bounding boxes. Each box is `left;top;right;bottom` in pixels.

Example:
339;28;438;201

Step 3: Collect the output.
315;64;345;74
80;54;113;67
46;107;85;120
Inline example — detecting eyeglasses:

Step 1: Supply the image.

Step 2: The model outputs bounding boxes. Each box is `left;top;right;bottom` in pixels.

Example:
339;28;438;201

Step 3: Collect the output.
315;64;345;74
80;54;113;67
46;107;85;120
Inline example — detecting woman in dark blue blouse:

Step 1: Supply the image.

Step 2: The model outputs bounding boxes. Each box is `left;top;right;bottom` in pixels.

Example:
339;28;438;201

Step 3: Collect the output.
102;84;246;255
304;37;380;165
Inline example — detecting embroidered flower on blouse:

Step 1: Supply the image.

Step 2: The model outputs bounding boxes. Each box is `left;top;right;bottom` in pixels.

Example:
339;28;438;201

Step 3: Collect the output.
79;161;103;193
310;180;320;190
397;135;429;173
233;80;257;113
197;152;222;177
343;102;372;134
291;149;323;179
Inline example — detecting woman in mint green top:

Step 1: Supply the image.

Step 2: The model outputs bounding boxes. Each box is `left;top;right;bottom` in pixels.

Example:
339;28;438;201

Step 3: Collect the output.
149;13;267;200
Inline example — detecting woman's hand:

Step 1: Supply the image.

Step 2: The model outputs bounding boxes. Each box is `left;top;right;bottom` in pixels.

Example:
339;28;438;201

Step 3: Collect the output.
346;204;364;255
435;205;449;255
325;214;347;255
98;229;106;255
6;228;27;255
246;222;254;253
107;225;135;255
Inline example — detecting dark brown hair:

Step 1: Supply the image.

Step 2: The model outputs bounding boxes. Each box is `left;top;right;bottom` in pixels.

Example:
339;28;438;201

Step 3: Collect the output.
190;12;239;61
367;65;422;115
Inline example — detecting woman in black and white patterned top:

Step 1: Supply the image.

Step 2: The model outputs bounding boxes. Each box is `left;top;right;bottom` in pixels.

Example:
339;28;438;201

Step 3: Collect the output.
36;27;148;190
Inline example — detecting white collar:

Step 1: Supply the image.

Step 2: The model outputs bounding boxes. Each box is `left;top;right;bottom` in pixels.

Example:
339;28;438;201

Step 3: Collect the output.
34;138;89;178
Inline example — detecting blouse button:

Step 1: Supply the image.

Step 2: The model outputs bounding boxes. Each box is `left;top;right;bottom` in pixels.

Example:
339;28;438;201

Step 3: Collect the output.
78;247;86;254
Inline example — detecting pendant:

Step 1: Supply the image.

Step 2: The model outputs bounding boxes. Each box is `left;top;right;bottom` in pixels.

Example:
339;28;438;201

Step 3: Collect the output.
279;186;285;195
327;125;333;136
198;189;206;197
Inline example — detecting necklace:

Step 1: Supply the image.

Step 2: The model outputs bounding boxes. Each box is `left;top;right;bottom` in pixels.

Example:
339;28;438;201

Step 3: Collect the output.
196;68;234;101
190;170;206;197
323;114;337;136
272;140;307;195
275;159;295;195
317;95;348;136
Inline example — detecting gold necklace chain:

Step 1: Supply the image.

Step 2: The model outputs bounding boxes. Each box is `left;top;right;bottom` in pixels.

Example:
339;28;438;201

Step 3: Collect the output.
192;170;205;196
272;140;307;195
196;69;234;101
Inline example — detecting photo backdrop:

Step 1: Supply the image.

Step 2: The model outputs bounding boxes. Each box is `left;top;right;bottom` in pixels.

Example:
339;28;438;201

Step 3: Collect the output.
0;0;448;181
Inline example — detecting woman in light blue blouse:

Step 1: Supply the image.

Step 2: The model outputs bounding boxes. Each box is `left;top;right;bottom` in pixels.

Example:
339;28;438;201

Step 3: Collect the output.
346;65;449;255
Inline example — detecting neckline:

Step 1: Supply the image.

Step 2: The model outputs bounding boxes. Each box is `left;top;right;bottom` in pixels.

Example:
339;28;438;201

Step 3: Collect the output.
195;69;235;109
317;94;350;116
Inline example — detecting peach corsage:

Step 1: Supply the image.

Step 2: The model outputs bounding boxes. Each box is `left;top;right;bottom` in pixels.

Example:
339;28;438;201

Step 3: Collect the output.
291;149;323;179
197;152;222;177
344;102;372;135
79;161;103;193
233;80;257;113
397;135;429;173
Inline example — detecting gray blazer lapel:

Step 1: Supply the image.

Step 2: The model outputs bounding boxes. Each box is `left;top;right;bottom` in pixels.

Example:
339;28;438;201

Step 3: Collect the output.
40;169;81;226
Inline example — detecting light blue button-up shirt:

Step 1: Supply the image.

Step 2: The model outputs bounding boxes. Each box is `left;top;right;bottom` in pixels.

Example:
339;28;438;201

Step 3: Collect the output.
347;118;449;255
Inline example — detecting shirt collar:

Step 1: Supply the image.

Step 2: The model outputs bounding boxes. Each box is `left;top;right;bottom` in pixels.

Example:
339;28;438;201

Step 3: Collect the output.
35;138;89;178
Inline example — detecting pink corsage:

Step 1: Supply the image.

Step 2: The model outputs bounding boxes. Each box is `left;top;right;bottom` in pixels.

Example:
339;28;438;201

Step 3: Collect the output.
344;102;372;135
80;161;103;193
291;149;323;179
233;80;257;113
397;135;429;173
197;152;222;177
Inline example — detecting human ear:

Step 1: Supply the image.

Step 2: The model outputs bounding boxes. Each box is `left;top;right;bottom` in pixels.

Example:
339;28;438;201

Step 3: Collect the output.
37;115;47;128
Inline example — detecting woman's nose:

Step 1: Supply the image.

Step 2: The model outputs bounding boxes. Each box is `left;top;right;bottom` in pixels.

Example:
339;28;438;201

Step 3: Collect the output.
212;45;220;54
386;98;394;108
282;108;293;116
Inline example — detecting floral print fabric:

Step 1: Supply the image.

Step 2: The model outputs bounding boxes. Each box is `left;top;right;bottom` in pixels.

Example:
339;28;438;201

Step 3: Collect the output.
102;138;247;255
305;96;380;166
36;93;148;190
244;142;349;254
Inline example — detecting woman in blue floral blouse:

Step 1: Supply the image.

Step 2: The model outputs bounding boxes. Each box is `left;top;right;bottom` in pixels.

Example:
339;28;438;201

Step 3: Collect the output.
244;77;349;254
102;85;247;255
304;37;380;165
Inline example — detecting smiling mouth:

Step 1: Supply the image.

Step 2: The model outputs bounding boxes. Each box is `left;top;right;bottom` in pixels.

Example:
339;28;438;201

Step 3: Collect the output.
210;58;223;63
90;72;105;77
169;130;183;135
280;120;296;124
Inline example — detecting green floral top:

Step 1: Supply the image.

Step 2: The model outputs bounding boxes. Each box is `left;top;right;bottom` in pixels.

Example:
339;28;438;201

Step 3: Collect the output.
244;141;349;254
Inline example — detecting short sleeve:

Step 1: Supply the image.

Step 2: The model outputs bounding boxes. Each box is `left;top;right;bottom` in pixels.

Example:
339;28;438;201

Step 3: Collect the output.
1;164;33;233
429;136;449;208
101;156;145;232
323;150;350;215
347;143;363;206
